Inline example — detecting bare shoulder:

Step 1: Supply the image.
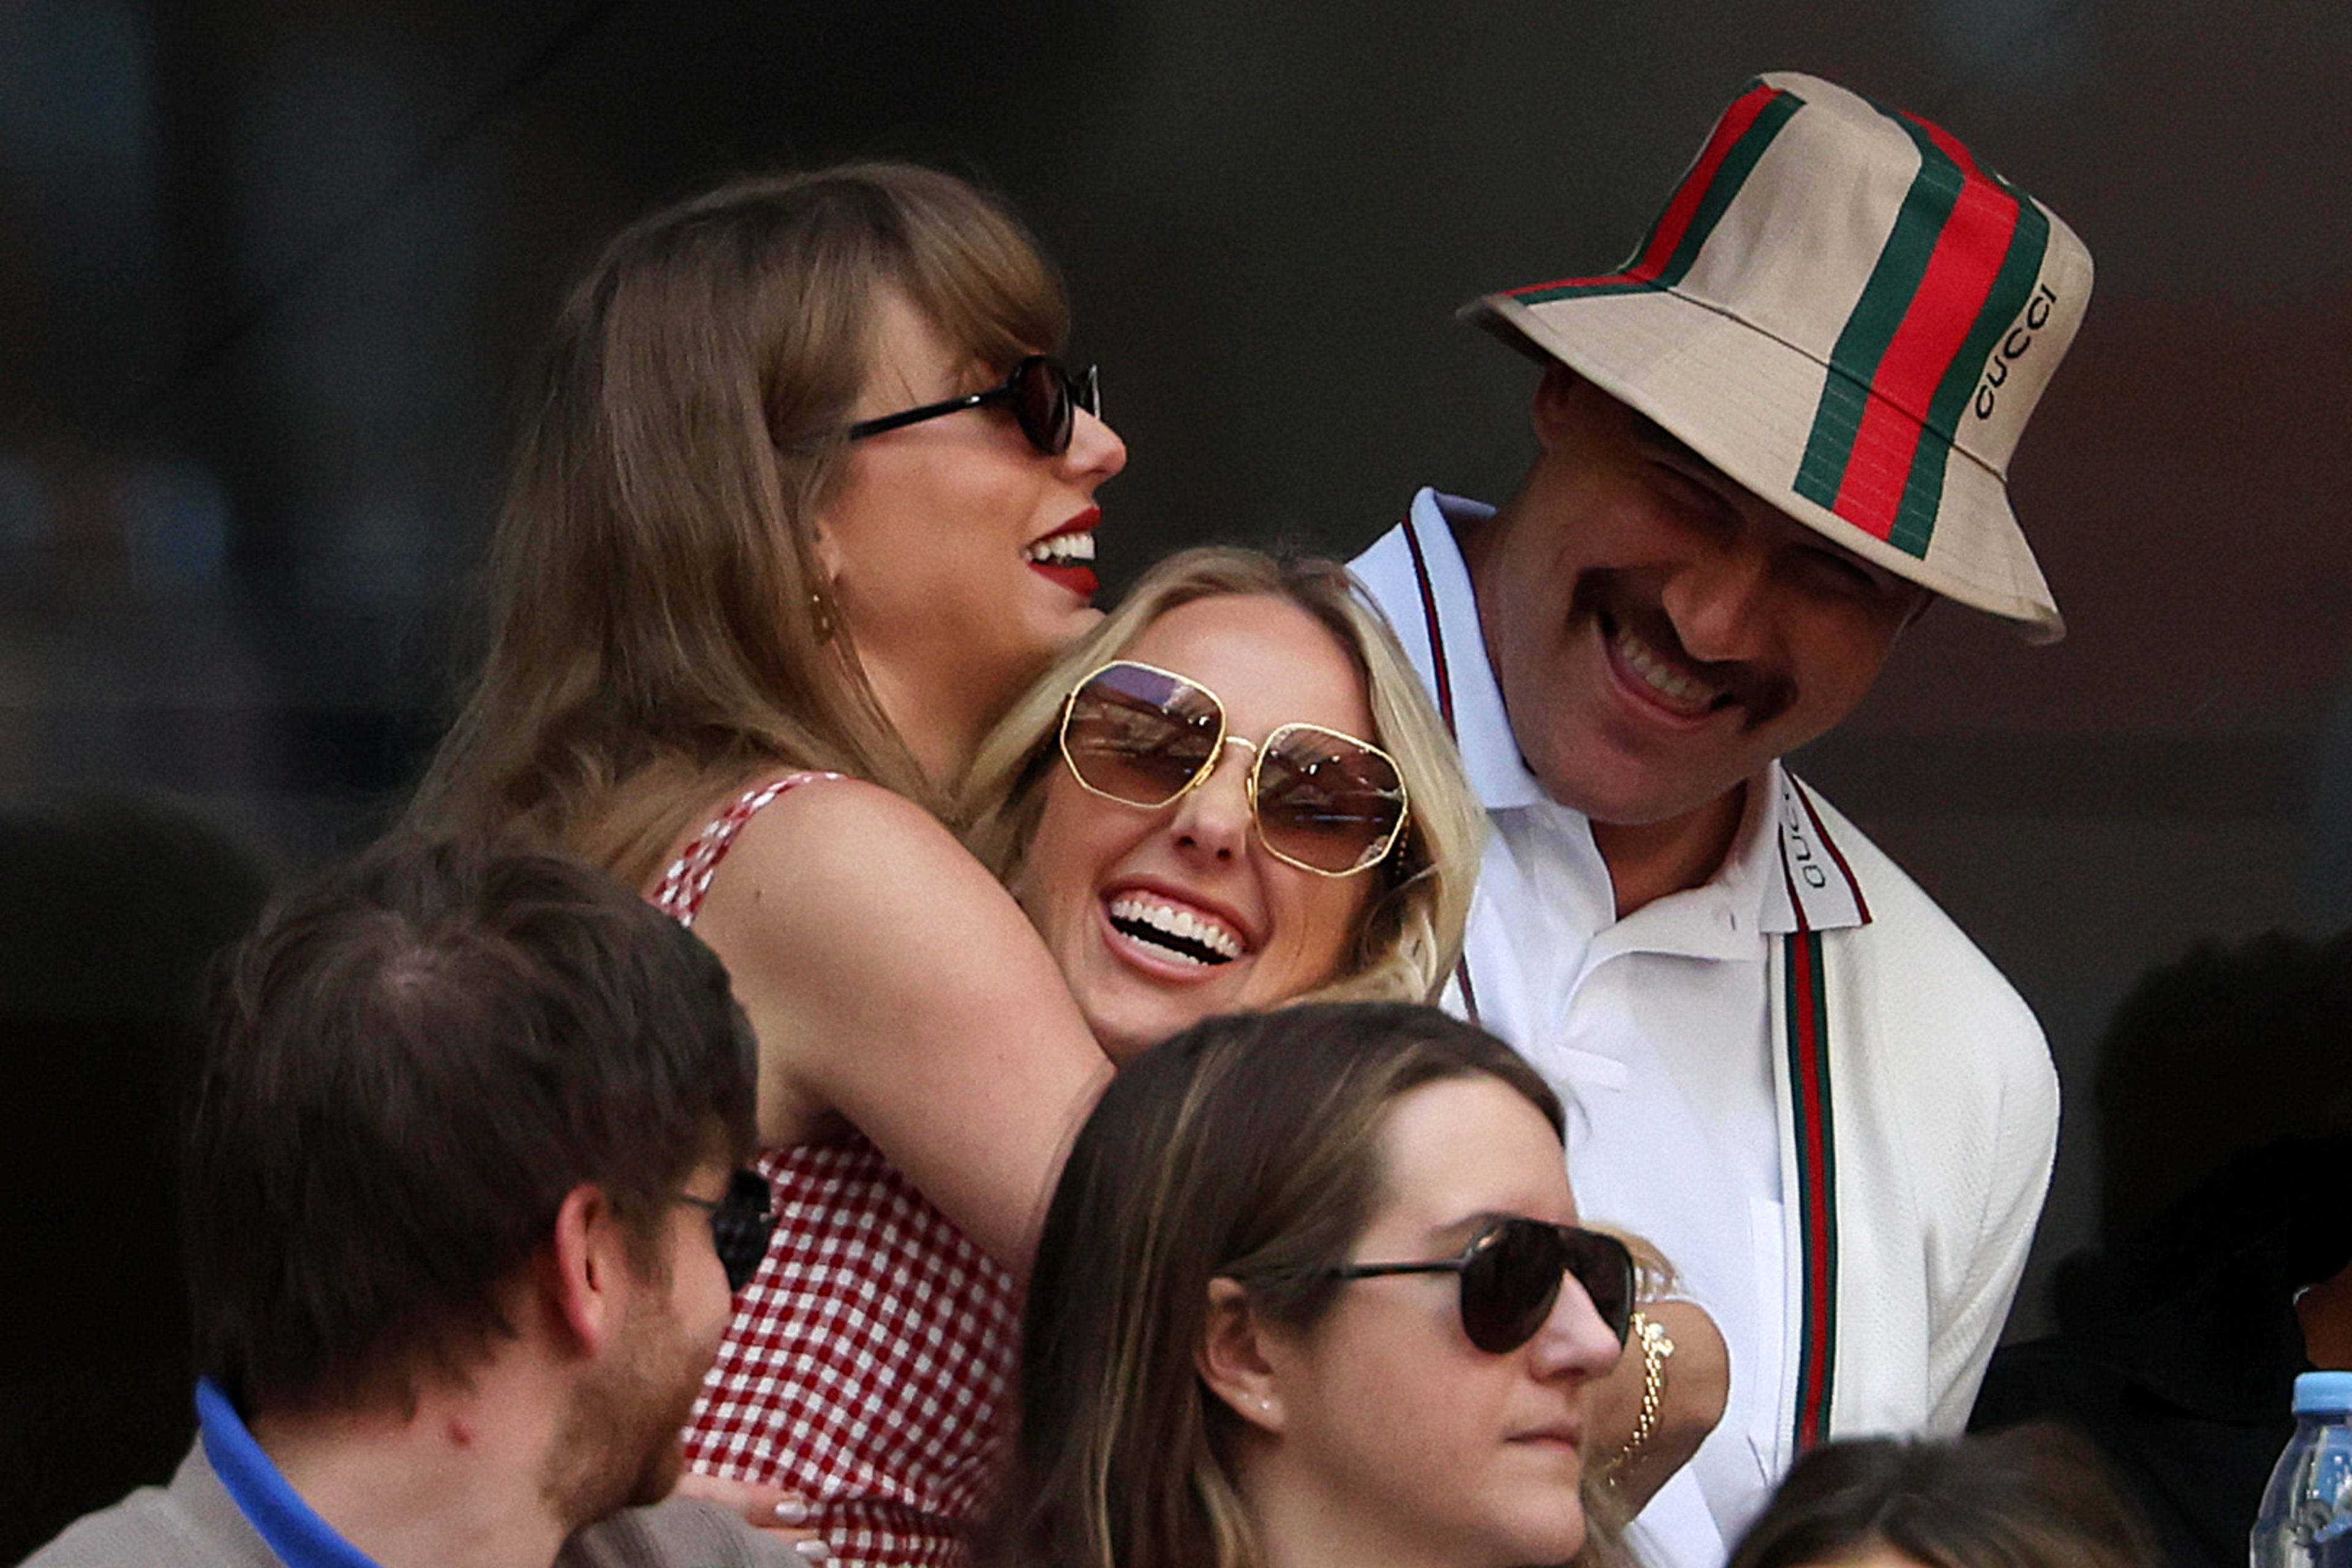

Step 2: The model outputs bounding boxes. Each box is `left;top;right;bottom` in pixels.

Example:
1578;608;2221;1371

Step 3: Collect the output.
690;774;1016;945
679;773;1095;1146
673;772;1103;1264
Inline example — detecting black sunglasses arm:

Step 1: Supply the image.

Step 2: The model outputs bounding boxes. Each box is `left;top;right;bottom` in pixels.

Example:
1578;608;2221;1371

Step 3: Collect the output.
1327;1259;1469;1281
846;387;998;442
675;1167;774;1213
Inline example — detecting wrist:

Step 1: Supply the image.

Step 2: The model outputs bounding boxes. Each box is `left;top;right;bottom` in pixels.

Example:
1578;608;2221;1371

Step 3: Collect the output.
1600;1310;1675;1487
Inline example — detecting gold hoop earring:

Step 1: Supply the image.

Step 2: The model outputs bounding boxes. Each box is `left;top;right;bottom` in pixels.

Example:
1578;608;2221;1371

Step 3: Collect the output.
810;590;836;643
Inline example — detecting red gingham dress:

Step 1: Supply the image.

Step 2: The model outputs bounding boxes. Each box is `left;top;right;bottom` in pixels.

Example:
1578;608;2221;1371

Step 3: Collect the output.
653;774;1022;1568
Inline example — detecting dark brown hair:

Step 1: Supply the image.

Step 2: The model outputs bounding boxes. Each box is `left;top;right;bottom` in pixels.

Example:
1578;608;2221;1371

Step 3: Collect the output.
183;834;757;1414
1726;1425;2162;1568
408;163;1070;883
989;1001;1624;1568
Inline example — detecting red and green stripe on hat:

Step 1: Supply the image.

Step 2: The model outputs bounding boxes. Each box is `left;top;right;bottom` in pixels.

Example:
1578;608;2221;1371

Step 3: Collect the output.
1466;72;2090;640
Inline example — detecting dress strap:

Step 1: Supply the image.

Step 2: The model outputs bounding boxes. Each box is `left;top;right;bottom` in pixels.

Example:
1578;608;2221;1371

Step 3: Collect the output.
652;771;844;927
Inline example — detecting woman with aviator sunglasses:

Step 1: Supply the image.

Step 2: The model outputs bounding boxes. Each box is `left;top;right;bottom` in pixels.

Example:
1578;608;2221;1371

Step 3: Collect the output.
988;1001;1643;1568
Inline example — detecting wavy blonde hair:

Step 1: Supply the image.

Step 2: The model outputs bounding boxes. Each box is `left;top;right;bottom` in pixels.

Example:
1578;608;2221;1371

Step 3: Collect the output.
407;164;1069;884
960;548;1484;1006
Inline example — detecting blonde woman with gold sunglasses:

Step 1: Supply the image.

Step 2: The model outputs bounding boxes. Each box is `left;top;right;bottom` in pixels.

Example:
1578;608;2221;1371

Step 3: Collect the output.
962;548;1485;1052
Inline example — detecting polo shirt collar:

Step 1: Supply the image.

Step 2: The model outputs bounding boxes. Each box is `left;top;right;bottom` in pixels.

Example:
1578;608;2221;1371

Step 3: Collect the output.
1396;488;1547;812
198;1378;386;1568
1758;767;1873;933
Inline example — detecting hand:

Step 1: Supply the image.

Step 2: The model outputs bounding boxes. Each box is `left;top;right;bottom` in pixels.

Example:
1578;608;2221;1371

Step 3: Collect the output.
669;1472;832;1561
1586;1298;1730;1512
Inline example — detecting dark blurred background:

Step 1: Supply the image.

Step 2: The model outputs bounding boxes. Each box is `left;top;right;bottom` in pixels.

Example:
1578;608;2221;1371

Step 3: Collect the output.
4;0;2347;1547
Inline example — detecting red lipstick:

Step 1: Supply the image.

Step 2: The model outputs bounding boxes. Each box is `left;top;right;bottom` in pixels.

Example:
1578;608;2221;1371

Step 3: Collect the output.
1028;507;1101;599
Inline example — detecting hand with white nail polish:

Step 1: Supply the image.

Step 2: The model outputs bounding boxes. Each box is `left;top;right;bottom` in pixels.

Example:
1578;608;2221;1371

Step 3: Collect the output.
666;1472;827;1550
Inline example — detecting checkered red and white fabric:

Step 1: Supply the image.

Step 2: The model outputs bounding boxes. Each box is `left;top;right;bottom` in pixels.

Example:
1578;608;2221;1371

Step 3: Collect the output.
654;774;1021;1568
685;1136;1020;1568
650;773;844;926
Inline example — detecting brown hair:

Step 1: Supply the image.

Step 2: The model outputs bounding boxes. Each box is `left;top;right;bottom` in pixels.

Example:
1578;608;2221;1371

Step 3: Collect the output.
961;548;1485;1005
409;164;1069;884
184;834;758;1414
1725;1425;2162;1568
987;1001;1626;1568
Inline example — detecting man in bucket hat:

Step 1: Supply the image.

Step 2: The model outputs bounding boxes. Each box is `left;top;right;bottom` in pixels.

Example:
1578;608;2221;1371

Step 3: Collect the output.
1351;71;2082;1564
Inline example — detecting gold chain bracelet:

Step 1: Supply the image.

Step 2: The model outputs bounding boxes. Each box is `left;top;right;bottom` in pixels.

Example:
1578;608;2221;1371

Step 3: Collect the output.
1601;1310;1676;1488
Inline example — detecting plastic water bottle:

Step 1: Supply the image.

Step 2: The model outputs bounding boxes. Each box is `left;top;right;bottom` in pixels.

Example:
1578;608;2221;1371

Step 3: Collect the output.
2253;1371;2352;1567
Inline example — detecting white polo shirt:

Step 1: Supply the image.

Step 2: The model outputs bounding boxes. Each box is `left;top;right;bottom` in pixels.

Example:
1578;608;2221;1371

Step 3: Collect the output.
1353;488;2036;1567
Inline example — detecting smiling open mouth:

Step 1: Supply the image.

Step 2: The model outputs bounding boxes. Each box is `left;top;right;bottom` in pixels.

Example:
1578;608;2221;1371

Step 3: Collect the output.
1578;574;1795;729
1107;893;1240;967
1025;531;1096;568
1608;615;1733;715
1025;522;1099;598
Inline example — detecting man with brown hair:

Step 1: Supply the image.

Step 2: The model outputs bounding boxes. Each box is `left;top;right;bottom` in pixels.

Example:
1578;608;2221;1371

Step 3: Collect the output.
24;837;811;1568
1353;71;2086;1566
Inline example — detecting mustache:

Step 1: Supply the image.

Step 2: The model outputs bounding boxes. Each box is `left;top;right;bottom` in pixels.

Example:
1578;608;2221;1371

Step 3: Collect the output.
1571;570;1796;732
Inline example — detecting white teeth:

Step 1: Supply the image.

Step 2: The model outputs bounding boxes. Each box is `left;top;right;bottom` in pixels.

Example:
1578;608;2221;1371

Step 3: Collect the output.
1107;893;1243;963
1614;625;1722;709
1026;531;1096;565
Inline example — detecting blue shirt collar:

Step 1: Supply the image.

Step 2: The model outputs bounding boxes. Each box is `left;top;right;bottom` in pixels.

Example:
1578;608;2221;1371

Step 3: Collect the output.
198;1378;387;1568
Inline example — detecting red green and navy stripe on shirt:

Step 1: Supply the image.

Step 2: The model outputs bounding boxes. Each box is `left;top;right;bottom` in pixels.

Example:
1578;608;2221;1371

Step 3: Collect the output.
1783;930;1839;1453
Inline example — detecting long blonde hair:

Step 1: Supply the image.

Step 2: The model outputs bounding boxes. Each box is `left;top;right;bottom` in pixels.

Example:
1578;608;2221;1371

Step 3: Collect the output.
960;548;1485;1005
408;164;1069;884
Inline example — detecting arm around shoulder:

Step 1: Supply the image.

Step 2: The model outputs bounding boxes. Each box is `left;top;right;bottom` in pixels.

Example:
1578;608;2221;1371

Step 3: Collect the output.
684;777;1112;1275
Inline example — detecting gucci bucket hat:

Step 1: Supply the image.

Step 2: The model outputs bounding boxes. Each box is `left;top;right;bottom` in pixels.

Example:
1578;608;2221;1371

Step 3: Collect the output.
1465;71;2092;641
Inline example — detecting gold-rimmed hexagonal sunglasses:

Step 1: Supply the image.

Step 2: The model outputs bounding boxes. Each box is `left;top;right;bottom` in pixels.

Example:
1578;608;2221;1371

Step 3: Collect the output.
1055;660;1410;877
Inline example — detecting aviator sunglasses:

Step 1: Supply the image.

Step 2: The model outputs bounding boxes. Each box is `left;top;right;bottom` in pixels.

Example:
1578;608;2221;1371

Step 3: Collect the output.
1057;660;1411;878
846;353;1101;456
1329;1217;1636;1354
673;1169;777;1292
